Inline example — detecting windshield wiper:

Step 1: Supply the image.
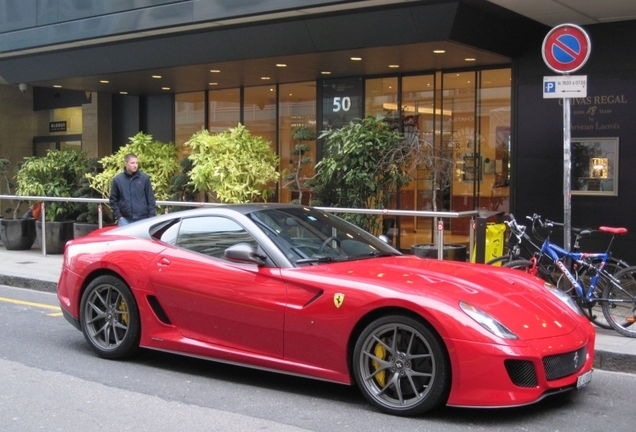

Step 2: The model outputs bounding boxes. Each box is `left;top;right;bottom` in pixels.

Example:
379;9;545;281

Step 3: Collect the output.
295;256;344;264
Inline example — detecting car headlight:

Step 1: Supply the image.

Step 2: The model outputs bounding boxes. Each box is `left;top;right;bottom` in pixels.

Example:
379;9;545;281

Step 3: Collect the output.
460;301;518;340
543;282;584;316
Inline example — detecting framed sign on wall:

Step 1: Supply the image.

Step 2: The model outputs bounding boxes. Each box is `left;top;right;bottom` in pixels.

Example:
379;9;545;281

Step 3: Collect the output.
571;137;619;196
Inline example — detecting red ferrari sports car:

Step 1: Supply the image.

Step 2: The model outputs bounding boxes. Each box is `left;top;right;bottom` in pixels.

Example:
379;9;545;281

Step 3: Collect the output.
57;204;595;416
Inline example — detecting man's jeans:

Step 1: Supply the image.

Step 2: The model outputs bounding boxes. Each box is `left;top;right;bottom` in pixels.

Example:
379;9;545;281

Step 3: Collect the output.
118;217;141;226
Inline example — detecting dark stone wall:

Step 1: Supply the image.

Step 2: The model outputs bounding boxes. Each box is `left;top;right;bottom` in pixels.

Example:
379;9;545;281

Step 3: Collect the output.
512;20;636;261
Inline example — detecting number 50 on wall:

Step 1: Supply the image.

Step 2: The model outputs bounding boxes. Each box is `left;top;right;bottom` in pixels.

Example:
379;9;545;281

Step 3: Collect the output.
333;96;352;112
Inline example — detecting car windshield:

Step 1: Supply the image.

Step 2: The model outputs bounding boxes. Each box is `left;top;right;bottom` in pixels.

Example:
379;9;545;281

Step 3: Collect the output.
248;207;399;264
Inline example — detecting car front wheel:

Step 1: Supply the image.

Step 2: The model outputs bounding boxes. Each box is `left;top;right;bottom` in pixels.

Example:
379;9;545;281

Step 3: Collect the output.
353;315;450;416
80;275;140;359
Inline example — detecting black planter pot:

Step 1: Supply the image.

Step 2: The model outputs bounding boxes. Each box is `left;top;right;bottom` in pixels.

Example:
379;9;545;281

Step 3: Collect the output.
410;243;468;262
36;220;74;254
0;218;37;250
73;222;99;239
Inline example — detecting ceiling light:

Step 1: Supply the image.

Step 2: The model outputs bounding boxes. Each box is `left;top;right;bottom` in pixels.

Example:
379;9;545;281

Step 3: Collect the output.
276;64;287;67
351;57;362;61
209;82;218;86
100;80;109;84
162;87;170;90
321;71;331;75
210;69;221;73
120;91;128;95
261;77;270;80
433;50;445;54
152;75;162;79
465;58;476;62
388;64;399;68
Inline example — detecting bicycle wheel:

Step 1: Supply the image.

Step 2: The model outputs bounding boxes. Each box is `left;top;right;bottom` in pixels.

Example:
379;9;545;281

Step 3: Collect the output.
559;258;628;330
601;266;636;338
503;259;554;283
485;255;510;267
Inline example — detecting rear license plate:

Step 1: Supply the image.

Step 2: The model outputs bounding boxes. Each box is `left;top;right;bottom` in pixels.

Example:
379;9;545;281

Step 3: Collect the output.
577;370;592;389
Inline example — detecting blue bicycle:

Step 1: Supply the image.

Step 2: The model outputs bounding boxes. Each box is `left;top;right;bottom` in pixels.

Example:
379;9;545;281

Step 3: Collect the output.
503;214;629;331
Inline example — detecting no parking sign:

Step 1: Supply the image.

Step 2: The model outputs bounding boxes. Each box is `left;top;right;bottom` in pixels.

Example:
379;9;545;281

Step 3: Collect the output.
542;24;591;74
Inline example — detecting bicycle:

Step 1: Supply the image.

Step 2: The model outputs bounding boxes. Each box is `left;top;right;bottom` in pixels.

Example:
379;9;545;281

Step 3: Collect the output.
601;265;636;337
503;214;629;330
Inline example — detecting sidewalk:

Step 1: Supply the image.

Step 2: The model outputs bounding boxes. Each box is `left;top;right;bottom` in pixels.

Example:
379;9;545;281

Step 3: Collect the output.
0;245;635;374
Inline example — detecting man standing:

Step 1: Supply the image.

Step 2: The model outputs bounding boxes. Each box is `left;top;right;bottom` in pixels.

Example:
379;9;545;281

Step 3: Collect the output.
109;153;156;226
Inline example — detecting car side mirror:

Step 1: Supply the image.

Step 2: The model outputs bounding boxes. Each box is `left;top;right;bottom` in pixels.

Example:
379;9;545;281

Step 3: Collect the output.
224;243;266;266
378;234;391;244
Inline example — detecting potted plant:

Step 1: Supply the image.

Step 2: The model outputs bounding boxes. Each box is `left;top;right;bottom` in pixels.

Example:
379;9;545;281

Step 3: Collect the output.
312;114;410;234
0;158;36;250
16;148;88;254
282;126;316;205
72;157;113;238
86;132;180;215
166;157;196;212
185;124;279;203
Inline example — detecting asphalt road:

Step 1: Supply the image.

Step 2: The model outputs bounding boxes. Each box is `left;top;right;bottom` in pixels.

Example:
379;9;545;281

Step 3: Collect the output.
1;284;633;432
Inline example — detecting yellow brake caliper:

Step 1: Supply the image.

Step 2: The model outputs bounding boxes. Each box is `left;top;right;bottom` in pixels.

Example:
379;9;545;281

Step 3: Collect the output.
118;299;129;326
373;341;387;387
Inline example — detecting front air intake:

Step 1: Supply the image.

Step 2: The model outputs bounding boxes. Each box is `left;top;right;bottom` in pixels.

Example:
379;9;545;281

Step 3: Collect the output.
504;359;538;387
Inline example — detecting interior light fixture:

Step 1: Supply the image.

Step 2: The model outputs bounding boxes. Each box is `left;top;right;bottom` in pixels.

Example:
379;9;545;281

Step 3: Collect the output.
465;58;476;62
321;71;331;75
152;75;162;79
209;82;218;86
276;64;287;67
100;80;109;84
210;69;221;73
120;91;128;95
433;50;446;54
351;57;362;61
53;85;62;88
388;64;399;68
261;77;270;80
162;87;170;90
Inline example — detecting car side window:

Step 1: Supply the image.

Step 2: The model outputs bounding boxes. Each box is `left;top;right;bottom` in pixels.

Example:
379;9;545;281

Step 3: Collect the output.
175;216;258;260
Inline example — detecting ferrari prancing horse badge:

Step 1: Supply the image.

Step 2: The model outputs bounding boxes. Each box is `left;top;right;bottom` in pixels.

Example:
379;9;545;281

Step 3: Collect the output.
334;293;345;308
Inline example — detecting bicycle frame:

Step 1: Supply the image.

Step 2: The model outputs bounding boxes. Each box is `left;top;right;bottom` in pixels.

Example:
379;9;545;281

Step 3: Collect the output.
539;239;613;301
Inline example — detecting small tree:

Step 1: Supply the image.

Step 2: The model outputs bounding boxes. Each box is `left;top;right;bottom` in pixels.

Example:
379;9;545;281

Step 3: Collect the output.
166;157;196;212
0;158;24;218
185;124;279;203
282;126;316;204
313;114;410;233
16;149;89;222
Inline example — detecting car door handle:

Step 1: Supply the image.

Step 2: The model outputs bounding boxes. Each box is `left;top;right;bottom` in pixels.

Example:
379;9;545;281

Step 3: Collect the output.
157;257;171;267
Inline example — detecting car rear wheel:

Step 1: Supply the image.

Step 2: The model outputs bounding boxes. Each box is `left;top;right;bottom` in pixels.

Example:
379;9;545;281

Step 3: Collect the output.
353;315;450;416
80;275;140;359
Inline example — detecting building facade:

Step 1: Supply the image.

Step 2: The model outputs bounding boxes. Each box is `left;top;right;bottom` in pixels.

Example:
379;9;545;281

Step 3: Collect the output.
0;1;634;259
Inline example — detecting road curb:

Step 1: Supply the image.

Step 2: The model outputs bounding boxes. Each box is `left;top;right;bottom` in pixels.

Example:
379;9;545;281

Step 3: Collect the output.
594;350;636;374
0;275;57;293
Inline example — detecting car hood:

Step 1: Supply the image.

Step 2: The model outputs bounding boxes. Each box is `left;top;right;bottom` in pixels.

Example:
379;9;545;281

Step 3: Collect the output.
296;255;583;340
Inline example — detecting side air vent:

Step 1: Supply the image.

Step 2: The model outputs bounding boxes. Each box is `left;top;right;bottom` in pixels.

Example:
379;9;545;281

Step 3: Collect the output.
504;359;538;387
147;295;172;325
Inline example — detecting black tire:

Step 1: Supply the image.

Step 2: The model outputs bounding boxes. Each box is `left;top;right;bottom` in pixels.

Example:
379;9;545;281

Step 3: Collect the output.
601;266;636;338
352;315;450;416
563;258;628;330
80;275;141;359
503;259;556;284
485;255;510;267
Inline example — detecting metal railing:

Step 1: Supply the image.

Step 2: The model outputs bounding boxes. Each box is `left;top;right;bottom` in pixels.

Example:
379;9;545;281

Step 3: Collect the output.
1;194;494;260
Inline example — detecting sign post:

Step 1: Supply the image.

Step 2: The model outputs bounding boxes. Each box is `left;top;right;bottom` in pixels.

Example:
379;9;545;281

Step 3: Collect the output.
542;24;591;251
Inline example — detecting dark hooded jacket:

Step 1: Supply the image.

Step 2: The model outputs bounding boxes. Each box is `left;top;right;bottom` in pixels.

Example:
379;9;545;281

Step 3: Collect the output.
109;169;156;220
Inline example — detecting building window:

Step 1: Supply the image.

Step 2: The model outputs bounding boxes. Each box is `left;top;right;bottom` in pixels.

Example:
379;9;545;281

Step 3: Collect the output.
208;88;240;133
175;92;205;149
278;82;316;204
